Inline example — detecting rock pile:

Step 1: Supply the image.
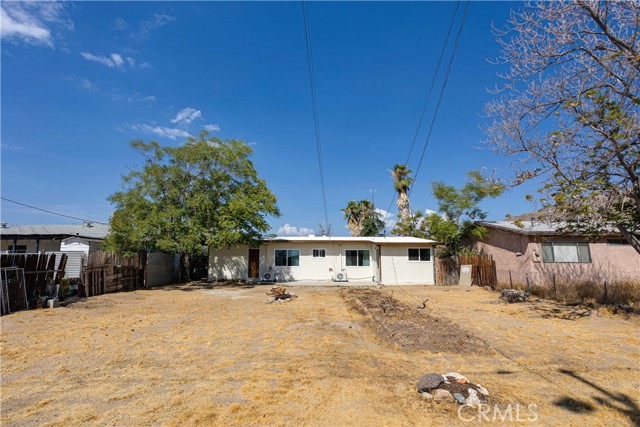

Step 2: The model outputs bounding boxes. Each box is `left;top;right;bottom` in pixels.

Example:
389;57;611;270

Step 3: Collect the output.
417;372;489;406
501;289;529;303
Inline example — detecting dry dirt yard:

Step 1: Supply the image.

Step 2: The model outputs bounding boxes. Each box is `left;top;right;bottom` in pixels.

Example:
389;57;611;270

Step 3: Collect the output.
1;283;638;427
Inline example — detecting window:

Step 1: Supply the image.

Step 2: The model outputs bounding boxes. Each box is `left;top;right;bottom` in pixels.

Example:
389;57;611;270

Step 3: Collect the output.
541;242;591;263
607;239;629;245
345;250;370;266
408;248;431;261
312;249;326;258
274;249;299;266
8;245;27;253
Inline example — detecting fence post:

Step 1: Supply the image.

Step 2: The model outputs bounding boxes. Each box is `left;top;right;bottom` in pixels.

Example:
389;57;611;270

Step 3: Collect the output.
553;273;557;299
603;273;608;304
526;274;531;295
509;270;513;288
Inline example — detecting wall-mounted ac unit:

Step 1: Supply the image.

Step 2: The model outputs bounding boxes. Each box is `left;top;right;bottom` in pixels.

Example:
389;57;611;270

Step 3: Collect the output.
333;269;348;282
262;272;276;282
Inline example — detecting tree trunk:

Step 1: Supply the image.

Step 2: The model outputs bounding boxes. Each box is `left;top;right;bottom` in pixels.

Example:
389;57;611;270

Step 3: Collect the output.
617;224;640;255
180;251;192;282
397;192;411;220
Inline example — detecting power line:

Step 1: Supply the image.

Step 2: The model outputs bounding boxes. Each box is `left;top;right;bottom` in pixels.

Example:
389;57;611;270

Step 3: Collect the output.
0;197;107;224
404;1;461;165
410;0;470;197
301;0;330;233
384;1;463;222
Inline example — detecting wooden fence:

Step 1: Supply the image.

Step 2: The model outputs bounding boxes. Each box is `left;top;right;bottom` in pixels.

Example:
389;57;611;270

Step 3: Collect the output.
0;253;68;312
81;252;144;297
435;254;497;287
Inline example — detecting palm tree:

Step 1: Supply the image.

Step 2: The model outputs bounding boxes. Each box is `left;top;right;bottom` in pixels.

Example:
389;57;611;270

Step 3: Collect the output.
342;200;363;237
342;200;374;236
391;164;414;220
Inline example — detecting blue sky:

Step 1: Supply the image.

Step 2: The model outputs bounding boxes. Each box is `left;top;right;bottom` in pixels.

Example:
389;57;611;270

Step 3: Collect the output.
1;1;540;236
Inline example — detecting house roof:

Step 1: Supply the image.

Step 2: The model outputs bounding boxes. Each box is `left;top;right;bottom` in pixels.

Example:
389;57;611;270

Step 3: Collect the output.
0;223;110;240
267;236;437;244
477;221;619;236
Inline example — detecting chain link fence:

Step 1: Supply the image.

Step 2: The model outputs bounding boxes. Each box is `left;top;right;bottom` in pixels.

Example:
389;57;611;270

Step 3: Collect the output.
496;269;640;307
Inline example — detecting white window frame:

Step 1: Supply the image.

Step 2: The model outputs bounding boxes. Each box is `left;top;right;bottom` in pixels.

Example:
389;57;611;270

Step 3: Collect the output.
408;247;431;262
541;242;591;263
274;249;300;267
345;249;370;267
312;248;326;258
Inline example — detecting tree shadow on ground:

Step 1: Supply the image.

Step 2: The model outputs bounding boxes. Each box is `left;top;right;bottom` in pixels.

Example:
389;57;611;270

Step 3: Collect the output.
157;280;259;292
527;299;597;320
558;369;640;426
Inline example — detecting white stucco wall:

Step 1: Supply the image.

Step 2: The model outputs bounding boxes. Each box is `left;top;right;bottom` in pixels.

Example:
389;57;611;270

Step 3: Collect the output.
209;241;436;284
260;241;378;282
380;245;435;285
209;245;250;281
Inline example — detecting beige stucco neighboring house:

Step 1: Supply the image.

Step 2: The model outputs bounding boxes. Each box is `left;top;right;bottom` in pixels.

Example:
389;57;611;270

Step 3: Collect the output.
474;221;640;286
209;236;437;285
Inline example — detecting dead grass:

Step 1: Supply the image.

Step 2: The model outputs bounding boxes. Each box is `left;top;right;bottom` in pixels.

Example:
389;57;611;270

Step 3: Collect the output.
1;284;639;426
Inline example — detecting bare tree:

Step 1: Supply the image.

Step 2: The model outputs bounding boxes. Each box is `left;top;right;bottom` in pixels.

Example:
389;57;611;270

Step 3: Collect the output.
485;1;640;254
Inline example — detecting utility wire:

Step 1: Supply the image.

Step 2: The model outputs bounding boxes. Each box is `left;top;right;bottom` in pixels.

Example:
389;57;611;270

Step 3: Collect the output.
404;1;461;166
301;0;330;233
409;0;470;197
0;197;107;224
383;1;463;223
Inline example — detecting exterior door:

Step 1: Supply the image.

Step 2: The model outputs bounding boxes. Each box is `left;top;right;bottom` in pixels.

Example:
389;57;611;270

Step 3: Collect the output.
248;248;260;279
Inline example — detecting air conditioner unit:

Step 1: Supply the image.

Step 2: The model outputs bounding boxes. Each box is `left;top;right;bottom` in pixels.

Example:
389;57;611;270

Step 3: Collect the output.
262;272;276;282
333;269;348;282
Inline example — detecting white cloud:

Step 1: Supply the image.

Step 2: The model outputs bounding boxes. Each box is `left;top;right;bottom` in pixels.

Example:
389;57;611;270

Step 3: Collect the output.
1;143;23;151
111;17;129;31
204;124;221;132
132;11;176;43
1;6;51;45
132;124;191;140
1;2;72;47
80;78;97;92
111;53;125;68
171;107;201;125
277;223;315;237
376;208;397;231
80;52;137;69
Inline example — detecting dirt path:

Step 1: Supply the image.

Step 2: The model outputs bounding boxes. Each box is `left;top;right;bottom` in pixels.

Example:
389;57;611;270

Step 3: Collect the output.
1;284;638;426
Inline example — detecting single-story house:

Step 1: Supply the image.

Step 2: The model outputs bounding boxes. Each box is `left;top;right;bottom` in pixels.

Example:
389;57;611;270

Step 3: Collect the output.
474;221;640;285
209;236;437;285
1;222;110;278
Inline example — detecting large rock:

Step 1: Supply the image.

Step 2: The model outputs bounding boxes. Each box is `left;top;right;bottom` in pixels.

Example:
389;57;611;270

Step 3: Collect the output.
466;389;482;406
501;289;529;303
453;392;467;405
433;389;455;403
417;373;444;392
444;372;468;384
476;384;489;396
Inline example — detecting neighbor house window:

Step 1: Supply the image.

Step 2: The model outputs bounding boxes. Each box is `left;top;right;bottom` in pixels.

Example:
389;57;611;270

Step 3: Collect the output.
607;239;629;245
275;249;299;266
541;242;591;263
312;249;326;258
345;250;370;266
408;248;431;261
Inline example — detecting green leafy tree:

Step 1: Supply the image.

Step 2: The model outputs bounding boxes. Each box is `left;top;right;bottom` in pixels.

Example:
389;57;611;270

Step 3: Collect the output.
393;171;504;256
485;1;640;254
360;205;385;237
105;133;280;279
